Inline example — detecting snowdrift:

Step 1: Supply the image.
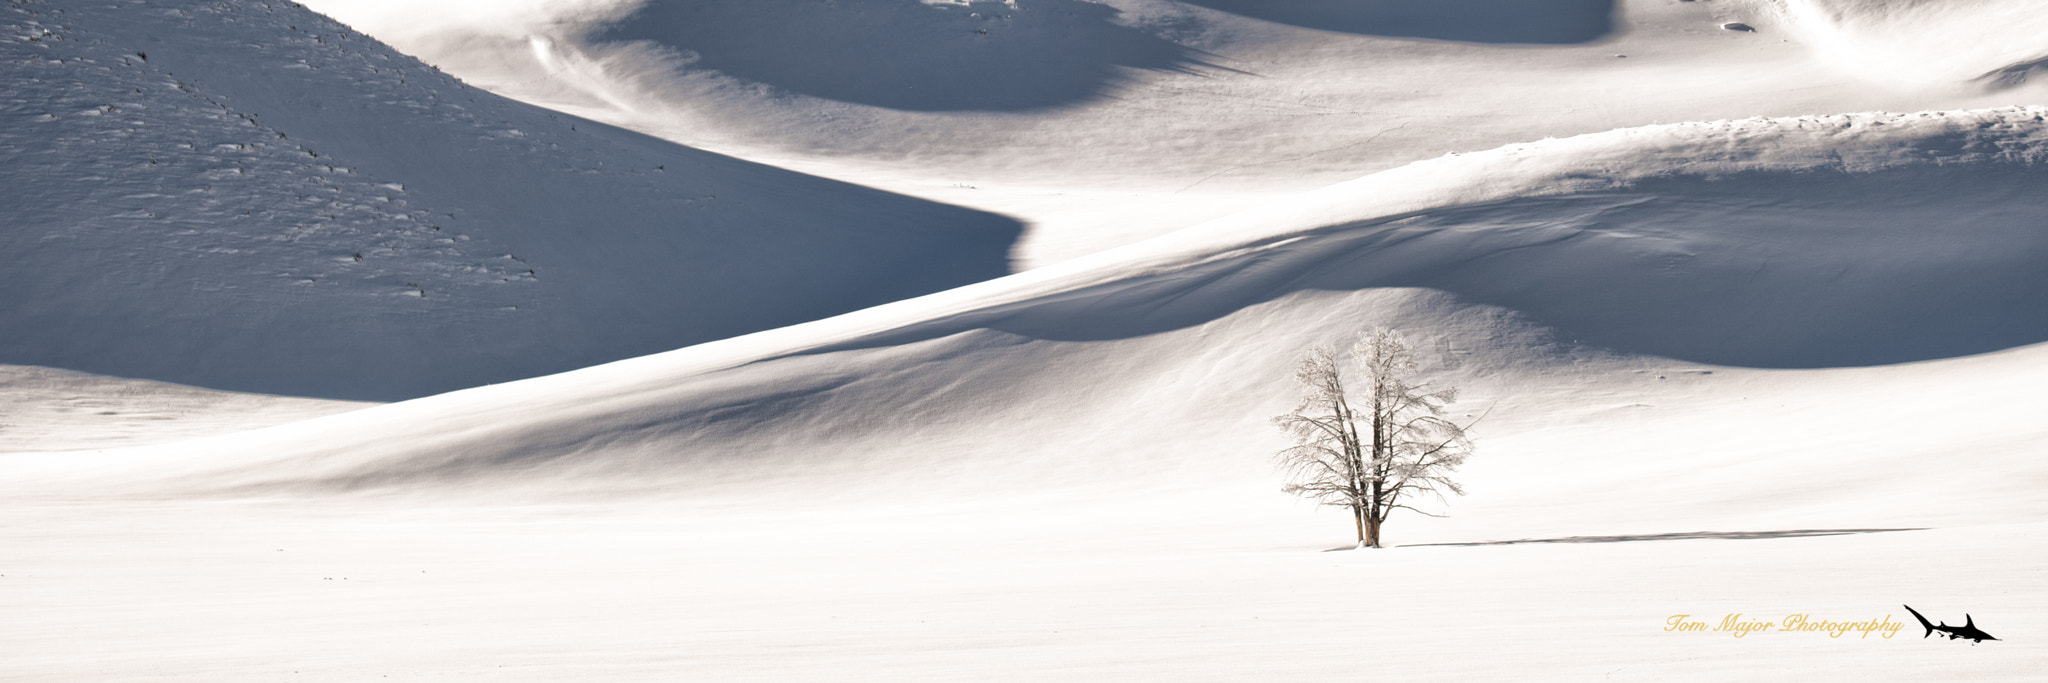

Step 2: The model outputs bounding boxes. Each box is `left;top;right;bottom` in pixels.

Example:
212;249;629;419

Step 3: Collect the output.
39;107;2046;503
292;0;2048;277
0;0;1021;401
1759;0;2048;88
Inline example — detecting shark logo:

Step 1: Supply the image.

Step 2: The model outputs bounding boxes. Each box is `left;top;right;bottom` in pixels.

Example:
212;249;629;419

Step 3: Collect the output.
1903;605;1998;643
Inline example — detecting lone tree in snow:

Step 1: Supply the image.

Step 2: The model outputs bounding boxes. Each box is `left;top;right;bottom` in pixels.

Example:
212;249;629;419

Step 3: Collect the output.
1273;328;1477;548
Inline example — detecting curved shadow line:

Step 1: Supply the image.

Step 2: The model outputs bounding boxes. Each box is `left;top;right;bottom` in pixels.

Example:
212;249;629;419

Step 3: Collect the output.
1181;0;1617;45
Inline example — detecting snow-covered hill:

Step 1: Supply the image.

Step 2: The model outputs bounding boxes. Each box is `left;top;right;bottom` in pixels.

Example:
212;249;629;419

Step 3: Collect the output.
23;106;2045;500
303;0;2048;267
1;0;1019;400
8;104;2046;681
5;1;2046;681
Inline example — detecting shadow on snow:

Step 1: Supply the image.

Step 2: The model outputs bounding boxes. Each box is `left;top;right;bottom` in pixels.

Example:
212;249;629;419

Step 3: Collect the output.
1394;527;1927;548
1181;0;1616;44
594;0;1210;111
803;163;2048;370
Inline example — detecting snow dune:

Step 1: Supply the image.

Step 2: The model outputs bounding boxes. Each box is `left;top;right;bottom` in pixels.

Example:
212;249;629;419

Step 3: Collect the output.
0;0;1020;401
6;2;2047;680
8;103;2045;681
1761;0;2048;88
33;106;2044;500
300;0;2048;269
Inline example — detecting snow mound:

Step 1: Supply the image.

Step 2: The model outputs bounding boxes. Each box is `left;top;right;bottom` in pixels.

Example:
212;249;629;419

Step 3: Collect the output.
1761;0;2048;88
772;106;2048;370
40;107;2047;497
1126;106;2048;368
0;0;1021;401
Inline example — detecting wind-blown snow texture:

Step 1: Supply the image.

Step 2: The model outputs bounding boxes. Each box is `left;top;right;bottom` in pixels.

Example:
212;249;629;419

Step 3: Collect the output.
0;0;1020;400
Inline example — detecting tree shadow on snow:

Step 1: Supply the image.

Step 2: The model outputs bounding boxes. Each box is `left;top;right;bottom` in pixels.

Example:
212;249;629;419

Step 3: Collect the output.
1181;0;1616;44
594;0;1209;111
1396;528;1926;548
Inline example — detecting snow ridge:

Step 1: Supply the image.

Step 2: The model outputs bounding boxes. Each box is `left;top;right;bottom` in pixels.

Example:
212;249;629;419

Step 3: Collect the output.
33;105;2043;497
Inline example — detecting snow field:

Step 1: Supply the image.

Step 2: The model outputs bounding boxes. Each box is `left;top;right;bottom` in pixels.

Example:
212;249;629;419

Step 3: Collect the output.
4;0;2046;679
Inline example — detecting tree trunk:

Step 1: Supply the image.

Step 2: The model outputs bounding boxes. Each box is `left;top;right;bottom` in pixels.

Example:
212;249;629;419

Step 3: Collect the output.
1369;379;1386;549
1353;503;1366;543
1368;464;1385;548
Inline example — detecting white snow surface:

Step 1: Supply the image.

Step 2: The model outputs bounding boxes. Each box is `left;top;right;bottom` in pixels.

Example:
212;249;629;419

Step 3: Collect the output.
0;364;367;453
1760;0;2048;87
20;104;2048;491
1;0;1020;400
5;0;2048;680
304;0;2048;266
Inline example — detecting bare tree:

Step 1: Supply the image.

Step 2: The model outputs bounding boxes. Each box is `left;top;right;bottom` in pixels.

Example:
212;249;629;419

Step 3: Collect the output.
1274;328;1476;548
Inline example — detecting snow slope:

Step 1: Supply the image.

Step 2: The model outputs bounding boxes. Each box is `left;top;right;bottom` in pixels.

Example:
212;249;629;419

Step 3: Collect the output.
20;106;2045;496
0;364;366;453
1757;0;2048;88
6;106;2045;681
0;0;1020;400
304;0;2048;267
6;2;2047;680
